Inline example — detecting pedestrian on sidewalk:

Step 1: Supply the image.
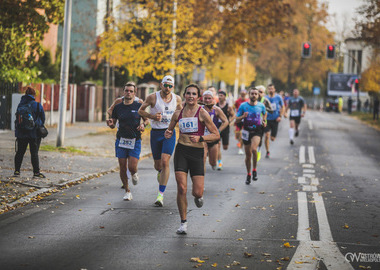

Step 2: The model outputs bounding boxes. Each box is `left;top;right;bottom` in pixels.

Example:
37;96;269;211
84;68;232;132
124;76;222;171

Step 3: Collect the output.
107;82;149;201
14;86;46;178
138;75;182;207
165;84;220;235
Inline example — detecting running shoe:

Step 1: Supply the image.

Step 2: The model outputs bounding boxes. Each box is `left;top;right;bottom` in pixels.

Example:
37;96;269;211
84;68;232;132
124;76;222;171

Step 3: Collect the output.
257;151;261;162
217;160;223;170
194;197;204;208
157;171;161;183
123;191;133;201
238;148;244;155
132;173;139;185
176;222;188;235
252;171;258;181
265;152;270;158
237;142;241;148
245;174;251;185
33;172;46;178
290;140;294;145
13;171;20;177
295;130;299;137
155;193;164;207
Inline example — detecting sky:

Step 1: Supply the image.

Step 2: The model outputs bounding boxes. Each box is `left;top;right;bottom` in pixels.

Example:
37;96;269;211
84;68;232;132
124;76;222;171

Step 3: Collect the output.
324;0;364;34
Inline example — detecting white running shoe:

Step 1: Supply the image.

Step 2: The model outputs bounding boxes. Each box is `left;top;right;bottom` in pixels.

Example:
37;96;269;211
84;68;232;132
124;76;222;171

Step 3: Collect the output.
123;191;133;201
154;193;164;207
132;173;139;185
176;222;187;235
194;197;204;208
238;148;244;155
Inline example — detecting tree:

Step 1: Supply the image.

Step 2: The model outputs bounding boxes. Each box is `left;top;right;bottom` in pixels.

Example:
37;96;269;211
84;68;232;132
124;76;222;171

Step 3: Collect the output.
355;0;380;49
100;0;291;82
0;0;64;80
252;0;335;91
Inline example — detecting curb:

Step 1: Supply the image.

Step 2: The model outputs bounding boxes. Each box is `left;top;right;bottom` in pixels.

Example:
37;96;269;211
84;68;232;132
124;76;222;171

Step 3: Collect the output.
0;152;152;214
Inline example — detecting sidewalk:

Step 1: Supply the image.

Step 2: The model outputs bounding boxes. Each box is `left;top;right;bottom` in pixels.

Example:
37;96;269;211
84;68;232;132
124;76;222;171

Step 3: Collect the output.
0;122;152;213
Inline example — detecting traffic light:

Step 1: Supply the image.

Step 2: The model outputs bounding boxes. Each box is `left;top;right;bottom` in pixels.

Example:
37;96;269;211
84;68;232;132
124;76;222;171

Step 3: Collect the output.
302;42;311;58
326;45;336;59
355;78;359;92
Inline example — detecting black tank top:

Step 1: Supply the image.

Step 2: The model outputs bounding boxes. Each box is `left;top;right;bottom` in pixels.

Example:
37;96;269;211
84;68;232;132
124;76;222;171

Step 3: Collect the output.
216;102;230;120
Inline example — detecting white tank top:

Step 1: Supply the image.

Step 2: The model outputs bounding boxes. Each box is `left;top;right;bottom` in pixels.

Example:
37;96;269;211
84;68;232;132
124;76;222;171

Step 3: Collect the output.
150;91;178;129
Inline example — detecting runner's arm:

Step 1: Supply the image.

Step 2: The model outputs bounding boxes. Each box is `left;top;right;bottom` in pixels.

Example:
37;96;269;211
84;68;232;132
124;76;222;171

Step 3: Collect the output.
164;110;180;139
216;107;229;133
138;94;156;119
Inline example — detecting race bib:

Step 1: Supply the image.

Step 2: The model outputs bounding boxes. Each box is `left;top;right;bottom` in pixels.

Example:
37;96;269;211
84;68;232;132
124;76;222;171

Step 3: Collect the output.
179;117;198;133
271;102;277;111
290;110;300;117
241;129;249;141
119;137;136;149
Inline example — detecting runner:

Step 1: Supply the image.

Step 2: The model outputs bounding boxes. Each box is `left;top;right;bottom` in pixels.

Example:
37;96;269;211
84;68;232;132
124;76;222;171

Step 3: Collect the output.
256;85;273;161
164;84;220;234
107;82;148;201
202;90;228;171
138;75;182;207
216;90;235;170
235;88;267;184
234;89;249;155
264;84;284;158
285;89;306;145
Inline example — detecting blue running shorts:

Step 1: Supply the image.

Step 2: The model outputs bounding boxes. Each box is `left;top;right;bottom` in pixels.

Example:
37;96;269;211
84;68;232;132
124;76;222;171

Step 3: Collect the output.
150;129;176;160
115;138;142;159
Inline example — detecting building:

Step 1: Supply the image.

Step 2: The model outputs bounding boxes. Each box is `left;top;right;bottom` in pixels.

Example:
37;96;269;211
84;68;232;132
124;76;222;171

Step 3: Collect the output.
343;38;373;75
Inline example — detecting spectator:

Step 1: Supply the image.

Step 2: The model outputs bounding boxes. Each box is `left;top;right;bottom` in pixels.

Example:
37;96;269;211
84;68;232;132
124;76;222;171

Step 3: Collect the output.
348;96;353;114
14;86;46;178
374;97;379;121
364;99;369;112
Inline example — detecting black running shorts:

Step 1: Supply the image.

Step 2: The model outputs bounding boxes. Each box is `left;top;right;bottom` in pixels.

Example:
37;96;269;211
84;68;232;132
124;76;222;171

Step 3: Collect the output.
264;120;279;137
174;143;205;177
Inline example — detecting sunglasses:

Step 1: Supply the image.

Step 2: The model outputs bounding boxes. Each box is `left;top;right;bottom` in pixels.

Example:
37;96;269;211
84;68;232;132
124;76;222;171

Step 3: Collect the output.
124;90;134;93
163;84;173;89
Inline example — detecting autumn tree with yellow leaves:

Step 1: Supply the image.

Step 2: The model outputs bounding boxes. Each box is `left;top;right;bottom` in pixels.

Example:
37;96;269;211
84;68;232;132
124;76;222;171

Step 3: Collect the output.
253;0;335;92
100;0;291;85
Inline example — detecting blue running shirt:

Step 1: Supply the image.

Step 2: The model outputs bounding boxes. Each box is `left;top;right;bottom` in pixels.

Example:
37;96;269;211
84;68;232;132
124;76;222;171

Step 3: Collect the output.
236;102;266;130
266;94;284;120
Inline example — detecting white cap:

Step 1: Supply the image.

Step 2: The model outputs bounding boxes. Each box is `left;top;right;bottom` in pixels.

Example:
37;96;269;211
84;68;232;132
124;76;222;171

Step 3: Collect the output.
162;75;175;84
202;90;213;97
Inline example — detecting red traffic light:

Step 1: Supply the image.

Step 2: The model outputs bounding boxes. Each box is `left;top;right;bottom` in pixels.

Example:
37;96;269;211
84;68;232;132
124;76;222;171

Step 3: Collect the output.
304;43;310;49
328;45;334;51
355;79;359;84
302;42;311;58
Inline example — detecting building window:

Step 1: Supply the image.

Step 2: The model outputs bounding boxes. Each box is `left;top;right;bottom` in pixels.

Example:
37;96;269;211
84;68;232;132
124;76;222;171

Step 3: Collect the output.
348;50;362;74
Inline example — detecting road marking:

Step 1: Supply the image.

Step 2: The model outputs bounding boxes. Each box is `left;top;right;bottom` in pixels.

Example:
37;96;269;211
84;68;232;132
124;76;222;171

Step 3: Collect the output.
290;146;355;269
297;192;311;241
313;192;333;241
308;146;315;164
302;164;314;168
299;145;305;164
308;120;313;130
298;176;306;184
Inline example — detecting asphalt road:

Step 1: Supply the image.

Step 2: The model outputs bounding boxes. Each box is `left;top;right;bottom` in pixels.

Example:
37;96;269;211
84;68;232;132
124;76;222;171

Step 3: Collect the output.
0;111;379;270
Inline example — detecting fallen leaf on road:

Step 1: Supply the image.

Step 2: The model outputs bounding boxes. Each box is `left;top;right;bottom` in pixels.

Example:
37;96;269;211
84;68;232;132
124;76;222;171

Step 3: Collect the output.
211;263;217;267
262;253;271;257
231;261;240;266
237;238;243;241
190;257;205;263
99;226;105;229
241;267;248;269
28;236;35;239
226;253;232;256
230;188;235;191
235;204;240;207
203;213;209;216
342;224;349;229
163;251;168;254
281;257;290;261
295;261;304;264
76;195;80;199
283;242;295;248
244;252;253;258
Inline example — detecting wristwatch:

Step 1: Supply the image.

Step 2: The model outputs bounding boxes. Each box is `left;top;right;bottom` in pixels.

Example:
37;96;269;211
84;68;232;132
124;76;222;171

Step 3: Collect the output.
199;136;204;142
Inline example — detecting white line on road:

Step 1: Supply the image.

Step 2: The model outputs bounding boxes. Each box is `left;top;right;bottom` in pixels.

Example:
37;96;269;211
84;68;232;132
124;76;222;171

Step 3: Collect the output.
308;120;313;130
302;164;314;168
303;185;318;191
313;192;333;242
311;178;319;186
308;146;315;164
303;169;315;174
298;177;306;184
299;145;306;164
297;192;311;241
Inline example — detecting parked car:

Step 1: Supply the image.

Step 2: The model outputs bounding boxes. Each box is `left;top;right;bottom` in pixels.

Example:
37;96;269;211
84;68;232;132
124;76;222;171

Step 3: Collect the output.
325;98;339;112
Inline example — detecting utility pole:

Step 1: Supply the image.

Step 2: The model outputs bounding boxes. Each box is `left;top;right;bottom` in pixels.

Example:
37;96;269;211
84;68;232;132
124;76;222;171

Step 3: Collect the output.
233;56;240;102
57;0;73;147
171;0;177;91
102;0;111;121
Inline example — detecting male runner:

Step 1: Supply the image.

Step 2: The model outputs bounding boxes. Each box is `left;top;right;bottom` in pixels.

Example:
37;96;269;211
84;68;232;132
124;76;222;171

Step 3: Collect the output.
216;90;235;170
138;75;182;206
256;85;273;161
107;82;149;201
264;84;284;158
234;89;249;155
285;89;306;145
236;88;267;184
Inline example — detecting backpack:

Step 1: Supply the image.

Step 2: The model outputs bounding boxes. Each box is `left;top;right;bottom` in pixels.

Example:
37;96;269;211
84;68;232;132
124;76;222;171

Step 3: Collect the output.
16;102;35;131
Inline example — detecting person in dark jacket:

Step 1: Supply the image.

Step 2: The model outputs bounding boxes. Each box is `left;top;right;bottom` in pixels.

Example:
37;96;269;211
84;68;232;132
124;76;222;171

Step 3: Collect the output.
14;86;46;178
